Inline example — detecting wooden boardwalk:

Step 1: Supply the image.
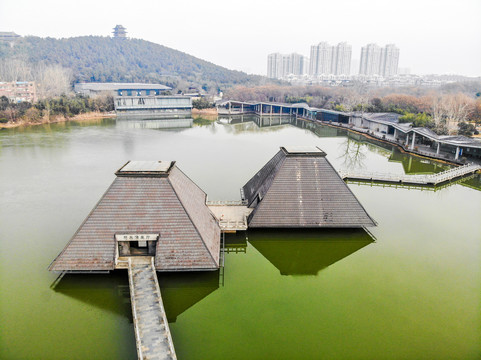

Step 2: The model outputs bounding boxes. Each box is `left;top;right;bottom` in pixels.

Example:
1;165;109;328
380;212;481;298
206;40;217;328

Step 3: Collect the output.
128;258;177;360
207;201;252;232
339;163;481;186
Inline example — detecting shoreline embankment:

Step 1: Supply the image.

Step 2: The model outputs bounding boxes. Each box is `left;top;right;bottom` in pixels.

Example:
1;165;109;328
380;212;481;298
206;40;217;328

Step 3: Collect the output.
0;111;116;129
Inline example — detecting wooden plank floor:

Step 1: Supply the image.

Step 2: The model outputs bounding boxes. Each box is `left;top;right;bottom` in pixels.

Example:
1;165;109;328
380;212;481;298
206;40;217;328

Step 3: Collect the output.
128;258;176;360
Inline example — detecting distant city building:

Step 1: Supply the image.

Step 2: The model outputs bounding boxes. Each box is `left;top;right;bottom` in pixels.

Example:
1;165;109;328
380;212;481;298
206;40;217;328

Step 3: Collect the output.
332;42;352;75
267;53;282;79
309;42;351;76
112;25;127;38
267;53;308;79
359;43;399;76
359;43;382;76
309;42;332;75
0;81;36;103
380;44;400;77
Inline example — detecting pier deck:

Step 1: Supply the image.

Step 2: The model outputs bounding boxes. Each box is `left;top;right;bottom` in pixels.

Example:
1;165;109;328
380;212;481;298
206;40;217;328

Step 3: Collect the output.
207;201;252;232
128;258;176;360
339;163;481;186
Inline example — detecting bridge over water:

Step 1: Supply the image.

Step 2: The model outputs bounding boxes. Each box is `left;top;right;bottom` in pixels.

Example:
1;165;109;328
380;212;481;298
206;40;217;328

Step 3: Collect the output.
340;163;481;186
128;258;177;360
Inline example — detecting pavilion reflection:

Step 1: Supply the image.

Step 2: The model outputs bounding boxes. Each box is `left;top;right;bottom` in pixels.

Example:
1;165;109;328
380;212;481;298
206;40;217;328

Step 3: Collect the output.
52;269;220;323
157;271;220;323
247;228;374;276
52;271;132;318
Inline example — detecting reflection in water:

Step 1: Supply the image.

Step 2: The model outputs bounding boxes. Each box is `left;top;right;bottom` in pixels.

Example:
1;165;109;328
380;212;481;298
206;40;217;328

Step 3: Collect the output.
158;271;220;323
53;270;221;324
247;229;374;276
389;150;449;174
116;118;193;130
53;271;132;318
459;173;481;191
338;137;367;169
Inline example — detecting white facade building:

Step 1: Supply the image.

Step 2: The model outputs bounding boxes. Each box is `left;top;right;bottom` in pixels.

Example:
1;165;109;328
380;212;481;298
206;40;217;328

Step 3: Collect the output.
332;42;352;75
360;43;399;76
267;52;308;79
309;42;351;76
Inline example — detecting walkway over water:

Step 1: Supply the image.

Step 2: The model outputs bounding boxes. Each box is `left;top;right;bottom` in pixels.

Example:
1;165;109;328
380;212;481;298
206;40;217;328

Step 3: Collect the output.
340;163;481;186
207;201;252;232
128;258;177;360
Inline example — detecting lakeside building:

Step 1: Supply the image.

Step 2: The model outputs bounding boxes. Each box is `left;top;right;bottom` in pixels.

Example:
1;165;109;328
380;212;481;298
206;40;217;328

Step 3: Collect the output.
49;161;221;272
74;82;172;97
0;81;36;103
74;82;193;118
217;100;481;162
241;146;377;228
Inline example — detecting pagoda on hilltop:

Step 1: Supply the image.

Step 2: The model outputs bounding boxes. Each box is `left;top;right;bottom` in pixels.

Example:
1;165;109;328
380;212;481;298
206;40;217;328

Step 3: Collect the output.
112;25;127;38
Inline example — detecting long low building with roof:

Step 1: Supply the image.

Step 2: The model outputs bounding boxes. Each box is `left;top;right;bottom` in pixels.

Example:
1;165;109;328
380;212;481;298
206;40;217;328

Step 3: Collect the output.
49;161;221;273
241;146;377;228
218;99;481;161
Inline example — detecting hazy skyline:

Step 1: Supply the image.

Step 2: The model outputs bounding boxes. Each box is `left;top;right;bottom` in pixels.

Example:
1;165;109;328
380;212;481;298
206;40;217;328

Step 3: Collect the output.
1;0;480;77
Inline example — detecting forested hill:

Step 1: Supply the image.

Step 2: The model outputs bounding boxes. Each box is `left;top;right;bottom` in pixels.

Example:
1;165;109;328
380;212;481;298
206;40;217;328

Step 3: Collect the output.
0;36;268;90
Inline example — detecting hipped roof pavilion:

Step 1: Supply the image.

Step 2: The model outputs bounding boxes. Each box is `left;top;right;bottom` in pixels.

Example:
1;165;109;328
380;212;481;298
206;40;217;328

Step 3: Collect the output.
49;161;220;272
241;146;377;228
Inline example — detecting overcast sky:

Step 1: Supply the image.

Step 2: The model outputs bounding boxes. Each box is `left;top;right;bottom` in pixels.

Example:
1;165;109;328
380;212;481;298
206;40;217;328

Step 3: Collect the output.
1;0;480;77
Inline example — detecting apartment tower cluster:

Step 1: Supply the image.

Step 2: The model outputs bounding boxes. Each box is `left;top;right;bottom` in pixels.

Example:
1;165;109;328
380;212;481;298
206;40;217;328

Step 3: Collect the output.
309;42;352;76
359;43;399;77
267;53;309;79
267;42;399;80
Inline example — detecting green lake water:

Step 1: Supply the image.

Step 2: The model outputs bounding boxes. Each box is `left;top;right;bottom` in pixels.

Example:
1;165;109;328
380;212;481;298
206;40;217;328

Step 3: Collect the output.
0;116;480;359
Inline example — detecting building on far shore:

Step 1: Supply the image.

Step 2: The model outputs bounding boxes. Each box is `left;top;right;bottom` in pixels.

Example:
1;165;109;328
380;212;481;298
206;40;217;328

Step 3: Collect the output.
74;82;172;97
74;82;193;118
0;81;37;103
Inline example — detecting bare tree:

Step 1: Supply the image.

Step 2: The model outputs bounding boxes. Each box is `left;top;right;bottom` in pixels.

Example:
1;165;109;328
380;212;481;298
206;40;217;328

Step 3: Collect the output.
0;59;32;81
34;64;73;99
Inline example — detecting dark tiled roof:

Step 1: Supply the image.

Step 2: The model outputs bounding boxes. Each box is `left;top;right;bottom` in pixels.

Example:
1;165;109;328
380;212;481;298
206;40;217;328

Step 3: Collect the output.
242;148;376;228
49;164;220;272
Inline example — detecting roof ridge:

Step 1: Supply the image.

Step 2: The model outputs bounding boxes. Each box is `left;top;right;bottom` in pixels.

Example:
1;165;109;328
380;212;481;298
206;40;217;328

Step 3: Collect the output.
167;172;218;268
48;178;119;271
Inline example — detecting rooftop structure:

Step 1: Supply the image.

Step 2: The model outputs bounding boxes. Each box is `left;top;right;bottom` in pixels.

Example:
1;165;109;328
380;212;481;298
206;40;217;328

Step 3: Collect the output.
0;31;20;43
49;161;221;272
112;25;127;38
241;146;377;228
74;82;171;97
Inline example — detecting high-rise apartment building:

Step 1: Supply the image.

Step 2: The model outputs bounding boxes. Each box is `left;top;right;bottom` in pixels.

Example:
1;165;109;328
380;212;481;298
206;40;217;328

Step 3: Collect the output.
267;53;308;79
359;43;399;76
332;42;352;75
380;44;400;77
309;42;351;76
267;53;283;79
359;43;382;76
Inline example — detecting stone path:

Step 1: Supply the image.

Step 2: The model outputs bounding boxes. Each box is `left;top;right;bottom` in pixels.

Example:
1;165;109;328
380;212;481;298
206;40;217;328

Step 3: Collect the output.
128;258;176;360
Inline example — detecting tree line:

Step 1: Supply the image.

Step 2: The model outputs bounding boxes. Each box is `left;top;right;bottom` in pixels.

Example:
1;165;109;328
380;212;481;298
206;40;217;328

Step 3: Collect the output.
0;94;114;124
0;36;273;92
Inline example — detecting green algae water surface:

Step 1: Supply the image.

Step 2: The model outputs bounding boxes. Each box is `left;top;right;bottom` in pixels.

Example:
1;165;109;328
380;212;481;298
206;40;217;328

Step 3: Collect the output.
0;117;480;359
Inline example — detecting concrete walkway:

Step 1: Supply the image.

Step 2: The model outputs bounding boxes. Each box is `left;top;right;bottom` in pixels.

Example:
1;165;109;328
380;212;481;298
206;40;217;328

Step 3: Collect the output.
128;258;177;360
207;201;252;232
